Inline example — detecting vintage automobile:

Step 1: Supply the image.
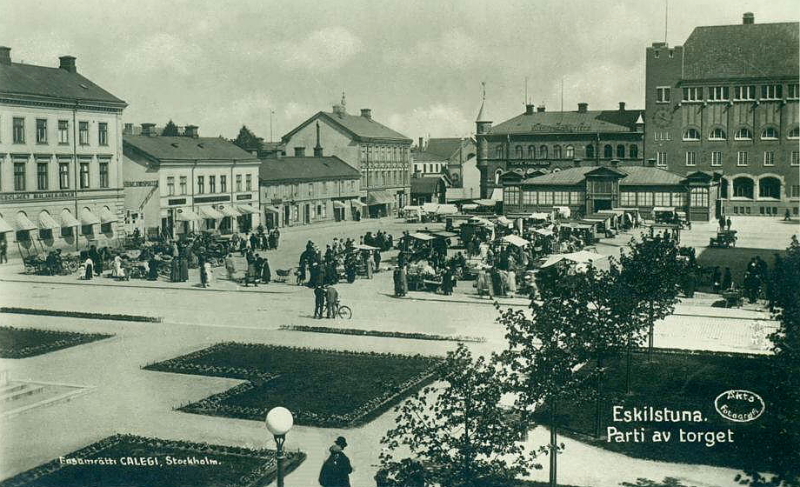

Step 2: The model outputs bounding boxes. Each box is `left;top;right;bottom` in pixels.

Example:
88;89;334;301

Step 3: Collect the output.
709;230;738;248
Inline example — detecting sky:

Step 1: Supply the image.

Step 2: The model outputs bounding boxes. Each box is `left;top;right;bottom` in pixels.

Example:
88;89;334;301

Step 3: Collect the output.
2;0;798;142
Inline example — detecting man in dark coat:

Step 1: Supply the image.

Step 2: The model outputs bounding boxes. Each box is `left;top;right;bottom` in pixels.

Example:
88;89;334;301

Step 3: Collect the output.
319;436;353;487
314;285;325;319
726;217;732;231
261;256;271;284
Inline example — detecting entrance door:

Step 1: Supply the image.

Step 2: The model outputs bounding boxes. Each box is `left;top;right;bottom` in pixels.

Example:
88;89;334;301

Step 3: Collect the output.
593;199;612;212
304;204;310;224
283;206;290;227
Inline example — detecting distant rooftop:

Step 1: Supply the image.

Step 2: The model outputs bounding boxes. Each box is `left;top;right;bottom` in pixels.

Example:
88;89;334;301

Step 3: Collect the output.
259;156;360;183
490;104;643;135
124;135;256;161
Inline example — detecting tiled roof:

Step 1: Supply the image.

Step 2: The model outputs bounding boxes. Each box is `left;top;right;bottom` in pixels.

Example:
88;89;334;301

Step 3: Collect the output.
425;138;473;160
259;156;360;183
489;109;643;135
124;136;256;161
283;111;412;143
412;150;447;162
683;22;799;80
520;165;685;186
411;176;445;194
0;62;126;106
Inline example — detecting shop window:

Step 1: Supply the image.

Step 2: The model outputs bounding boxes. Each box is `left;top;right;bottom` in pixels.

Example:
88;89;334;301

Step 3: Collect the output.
732;177;754;199
16;230;30;242
758;177;781;199
81;225;94;235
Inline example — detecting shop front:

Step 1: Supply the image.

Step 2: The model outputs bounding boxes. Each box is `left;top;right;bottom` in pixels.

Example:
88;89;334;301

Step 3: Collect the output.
367;190;395;218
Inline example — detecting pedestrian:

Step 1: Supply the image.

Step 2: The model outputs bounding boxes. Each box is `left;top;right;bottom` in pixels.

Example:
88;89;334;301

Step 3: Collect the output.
261;256;271;284
318;436;353;487
170;255;181;282
326;284;339;319
148;255;159;281
314;285;326;319
83;256;94;280
712;266;721;293
784;209;792;221
726;217;732;231
722;267;733;291
199;256;208;287
225;253;236;281
718;215;726;232
374;249;382;271
442;267;454;295
245;257;258;287
204;259;213;287
0;238;7;264
393;267;403;297
180;252;189;282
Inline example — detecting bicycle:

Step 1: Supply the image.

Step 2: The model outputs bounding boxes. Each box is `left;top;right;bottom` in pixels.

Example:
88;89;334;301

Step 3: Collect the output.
334;300;352;320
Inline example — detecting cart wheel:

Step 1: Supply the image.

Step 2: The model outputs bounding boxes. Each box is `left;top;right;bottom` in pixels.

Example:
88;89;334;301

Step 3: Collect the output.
337;305;352;320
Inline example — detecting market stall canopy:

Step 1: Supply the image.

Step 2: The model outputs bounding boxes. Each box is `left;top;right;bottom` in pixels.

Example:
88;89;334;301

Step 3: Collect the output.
422;203;439;214
541;251;608;268
435;204;458;215
80;208;101;226
431;231;458;238
582;215;611;223
473;199;497;207
502;235;530;247
60;210;80;227
562;222;595;229
597;210;625;216
332;201;347;209
533;227;555;236
653;207;676;213
495;215;512;226
0;215;14;233
553;206;572;218
99;207;119;223
175;208;202;221
15;213;37;231
468;217;494;226
529;212;551;220
263;206;280;214
198;206;225;220
461;203;479;211
38;212;60;230
219;205;241;217
237;205;258;214
350;200;367;208
410;232;435;241
367;190;395;205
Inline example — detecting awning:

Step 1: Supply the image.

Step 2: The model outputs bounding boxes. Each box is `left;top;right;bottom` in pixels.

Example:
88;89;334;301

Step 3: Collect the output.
435;204;458;215
350;200;367;208
502;235;530;247
333;201;347;209
533;227;554;237
175;208;202;222
0;216;13;233
263;206;281;214
367;190;395;206
473;199;497;207
422;203;439;213
461;203;479;211
219;205;241;217
99;207;118;223
38;212;60;230
597;210;625;216
15;213;38;231
410;232;435;241
198;206;225;220
490;188;503;201
431;231;458;238
237;205;258;214
653;207;675;213
60;210;80;227
468;217;493;226
80;208;101;226
529;212;551;220
495;216;512;226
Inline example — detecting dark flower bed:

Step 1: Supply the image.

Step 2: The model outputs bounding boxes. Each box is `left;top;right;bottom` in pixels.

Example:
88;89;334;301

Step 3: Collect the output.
0;307;161;323
0;434;306;487
279;324;486;343
145;343;443;427
0;326;113;359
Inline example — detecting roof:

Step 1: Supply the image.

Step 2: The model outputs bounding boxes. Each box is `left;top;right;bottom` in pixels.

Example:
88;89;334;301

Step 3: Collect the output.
124;136;257;161
412;150;447;162
489;108;643;135
0;61;126;107
518;165;686;186
283;110;411;143
424;138;475;160
259;156;360;183
683;22;799;80
411;176;446;194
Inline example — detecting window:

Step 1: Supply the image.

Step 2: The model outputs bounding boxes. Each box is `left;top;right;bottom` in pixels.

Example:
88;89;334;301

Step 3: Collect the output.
708;86;729;101
789;83;800;100
629;145;638;159
504;187;520;206
603;145;613;158
672;192;687;207
570;191;582;204
791;185;800;198
539;191;553;205
791;151;800;166
734;86;756;100
592;180;613;194
732;177;754;198
711;151;722;167
197;176;204;194
759;177;781;199
654;192;671;206
789;127;800;139
37;162;48;190
683;128;701;140
515;145;523;158
620;192;636;207
657;152;667;167
99;161;109;188
527;145;535;159
58;120;69;144
737;151;748;166
690;187;709;207
522;190;537;206
209;175;216;193
586;145;595;159
79;122;89;145
685;151;696;166
179;176;187;195
98;123;108;146
167;177;175;196
236;174;242;192
763;151;775;167
36;119;47;144
495;146;504;159
710;128;727;140
553;191;569;205
639;192;653;206
13;162;25;190
734;127;752;140
656;86;671;103
539;145;548;159
13;117;24;143
80;162;90;188
553;145;562;159
59;163;70;189
616;144;625;158
565;145;574;159
761;127;778;140
246;174;252;191
220;175;227;192
761;84;782;100
682;87;703;101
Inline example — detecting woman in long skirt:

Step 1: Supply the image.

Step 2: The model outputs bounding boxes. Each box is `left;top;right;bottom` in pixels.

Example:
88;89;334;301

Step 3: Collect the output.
199;257;208;287
261;257;271;284
180;255;189;282
84;258;94;280
170;257;181;282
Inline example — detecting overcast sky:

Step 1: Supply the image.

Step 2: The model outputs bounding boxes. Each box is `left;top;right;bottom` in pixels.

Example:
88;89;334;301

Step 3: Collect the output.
3;0;797;142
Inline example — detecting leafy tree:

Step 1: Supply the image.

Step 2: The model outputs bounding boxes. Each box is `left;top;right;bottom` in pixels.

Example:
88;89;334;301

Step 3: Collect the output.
232;125;264;153
379;344;538;487
161;120;179;136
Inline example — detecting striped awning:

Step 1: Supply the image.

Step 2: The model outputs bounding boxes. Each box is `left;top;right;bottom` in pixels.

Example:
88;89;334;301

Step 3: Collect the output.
60;210;80;227
99;207;118;223
38;212;60;230
0;216;14;233
80;208;101;226
198;206;224;220
15;213;38;231
175;208;202;222
219;205;241;217
236;205;258;214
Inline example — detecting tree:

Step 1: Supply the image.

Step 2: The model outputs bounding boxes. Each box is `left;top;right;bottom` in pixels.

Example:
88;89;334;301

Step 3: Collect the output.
161;120;179;136
232;125;264;153
379;344;538;487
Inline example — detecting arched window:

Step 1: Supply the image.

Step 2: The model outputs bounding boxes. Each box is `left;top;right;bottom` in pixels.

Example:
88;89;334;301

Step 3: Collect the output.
732;177;754;199
759;177;781;199
495;146;504;159
761;127;778;140
494;169;503;185
527;145;536;158
586;145;595;159
683;128;701;140
710;128;727;140
616;144;625;158
734;127;753;140
515;145;523;158
539;145;548;159
789;126;800;139
629;145;638;159
604;144;613;158
565;145;574;158
553;145;562;159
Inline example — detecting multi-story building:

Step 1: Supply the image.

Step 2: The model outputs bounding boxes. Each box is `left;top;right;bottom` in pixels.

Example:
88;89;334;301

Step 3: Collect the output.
122;124;261;238
0;47;127;256
419;137;477;188
645;12;799;218
281;97;413;218
476;98;645;202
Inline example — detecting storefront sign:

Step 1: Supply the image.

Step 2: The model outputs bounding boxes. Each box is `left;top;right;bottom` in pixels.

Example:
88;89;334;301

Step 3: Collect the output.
194;195;230;203
124;181;159;187
236;194;252;200
0;190;77;202
507;160;550;168
168;198;187;206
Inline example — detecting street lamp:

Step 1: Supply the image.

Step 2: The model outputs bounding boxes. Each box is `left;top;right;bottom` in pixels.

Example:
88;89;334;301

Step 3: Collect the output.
265;406;294;487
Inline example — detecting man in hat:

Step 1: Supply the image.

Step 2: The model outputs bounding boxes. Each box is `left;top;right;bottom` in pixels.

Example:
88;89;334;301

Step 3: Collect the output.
319;436;353;487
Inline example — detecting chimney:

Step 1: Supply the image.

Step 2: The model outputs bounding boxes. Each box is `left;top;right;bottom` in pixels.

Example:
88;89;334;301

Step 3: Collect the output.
141;123;156;136
59;55;76;73
619;102;626;112
743;12;754;24
578;103;588;113
360;108;372;120
525;104;535;115
0;46;10;65
294;147;306;157
314;121;323;157
646;158;656;167
537;106;546;113
123;123;133;135
184;125;199;138
418;137;424;151
573;158;582;168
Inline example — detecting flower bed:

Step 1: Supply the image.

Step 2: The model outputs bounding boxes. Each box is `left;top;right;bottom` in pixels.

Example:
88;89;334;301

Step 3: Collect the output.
0;307;162;323
0;326;113;359
0;434;306;487
146;343;444;427
279;324;486;343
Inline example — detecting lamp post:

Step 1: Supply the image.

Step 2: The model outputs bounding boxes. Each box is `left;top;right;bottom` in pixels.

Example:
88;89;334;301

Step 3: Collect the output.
265;406;294;487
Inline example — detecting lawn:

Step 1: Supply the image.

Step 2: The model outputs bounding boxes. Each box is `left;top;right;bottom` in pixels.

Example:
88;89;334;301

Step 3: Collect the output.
144;343;443;427
0;434;306;487
0;326;112;358
536;350;784;473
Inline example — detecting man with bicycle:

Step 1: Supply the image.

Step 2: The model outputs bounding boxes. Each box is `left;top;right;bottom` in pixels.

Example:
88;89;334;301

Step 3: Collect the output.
325;284;339;319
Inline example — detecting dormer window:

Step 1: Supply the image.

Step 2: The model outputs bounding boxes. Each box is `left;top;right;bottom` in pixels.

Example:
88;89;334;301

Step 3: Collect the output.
683;128;701;141
709;128;727;141
734;127;752;140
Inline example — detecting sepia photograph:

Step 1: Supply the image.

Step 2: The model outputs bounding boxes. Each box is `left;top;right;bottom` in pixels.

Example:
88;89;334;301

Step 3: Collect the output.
0;0;798;486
